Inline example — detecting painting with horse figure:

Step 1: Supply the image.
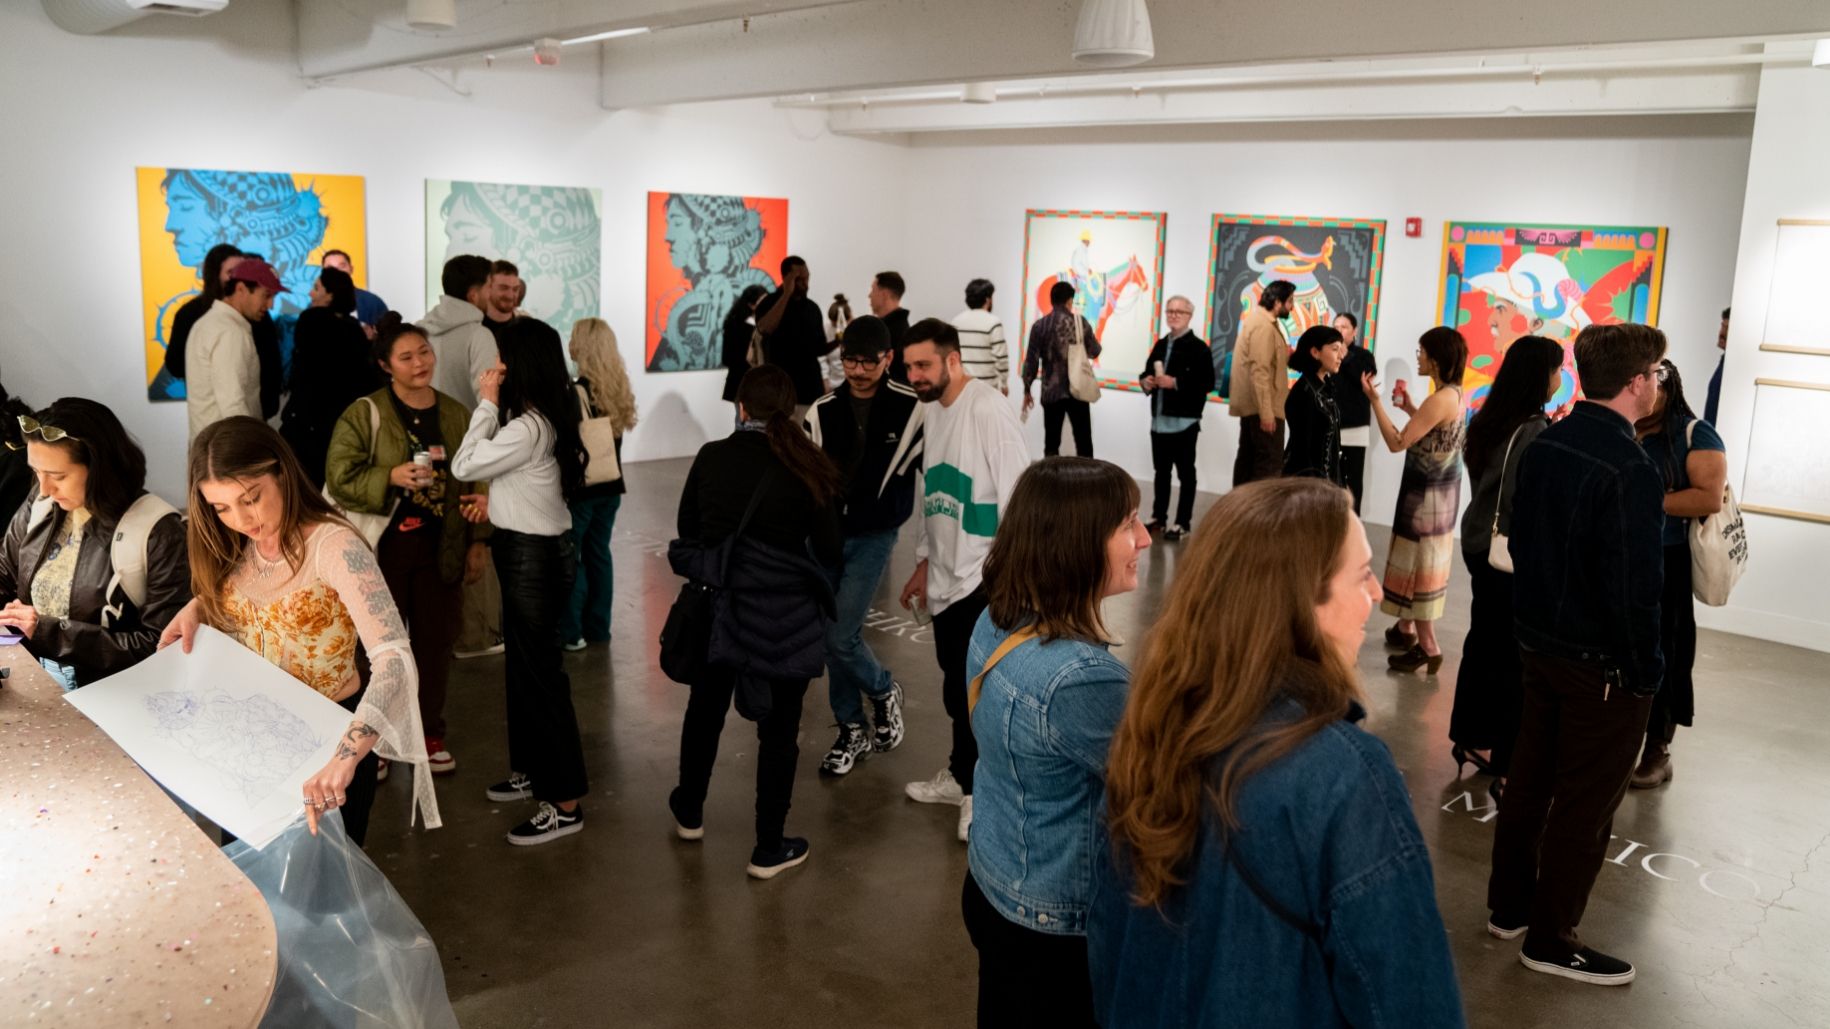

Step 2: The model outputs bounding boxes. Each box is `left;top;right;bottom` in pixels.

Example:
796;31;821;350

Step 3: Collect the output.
1020;209;1168;392
1206;214;1386;402
1439;220;1667;415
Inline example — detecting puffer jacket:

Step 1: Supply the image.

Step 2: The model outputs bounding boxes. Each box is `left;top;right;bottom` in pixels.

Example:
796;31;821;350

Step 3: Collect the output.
0;492;191;686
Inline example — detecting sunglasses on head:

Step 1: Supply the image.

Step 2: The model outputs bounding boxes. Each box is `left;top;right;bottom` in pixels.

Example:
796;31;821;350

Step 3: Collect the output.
7;414;79;451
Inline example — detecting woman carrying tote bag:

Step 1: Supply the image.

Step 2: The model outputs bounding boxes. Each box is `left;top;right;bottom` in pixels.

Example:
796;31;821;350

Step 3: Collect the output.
562;318;638;652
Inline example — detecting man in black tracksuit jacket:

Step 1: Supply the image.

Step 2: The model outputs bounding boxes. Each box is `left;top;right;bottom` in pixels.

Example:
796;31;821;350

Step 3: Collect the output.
803;316;926;776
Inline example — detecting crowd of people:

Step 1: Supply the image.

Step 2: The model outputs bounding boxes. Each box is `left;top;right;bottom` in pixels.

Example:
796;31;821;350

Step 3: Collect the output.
0;246;1734;1021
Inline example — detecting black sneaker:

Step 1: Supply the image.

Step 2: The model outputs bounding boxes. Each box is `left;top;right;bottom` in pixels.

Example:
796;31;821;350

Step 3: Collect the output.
1144;519;1166;535
870;682;906;753
1487;915;1528;940
506;802;583;846
746;837;810;880
1519;943;1635;985
819;722;871;776
486;771;533;802
1164;524;1189;541
668;787;703;840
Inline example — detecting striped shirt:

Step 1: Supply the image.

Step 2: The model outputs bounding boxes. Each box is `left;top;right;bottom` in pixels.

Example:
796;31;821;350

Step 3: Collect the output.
951;307;1009;388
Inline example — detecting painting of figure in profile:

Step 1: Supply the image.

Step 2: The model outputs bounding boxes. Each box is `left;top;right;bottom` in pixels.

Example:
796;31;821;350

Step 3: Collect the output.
644;192;788;372
135;167;369;401
424;180;603;330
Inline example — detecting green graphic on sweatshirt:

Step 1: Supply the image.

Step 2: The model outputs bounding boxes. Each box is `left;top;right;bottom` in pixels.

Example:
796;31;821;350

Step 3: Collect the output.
924;463;999;538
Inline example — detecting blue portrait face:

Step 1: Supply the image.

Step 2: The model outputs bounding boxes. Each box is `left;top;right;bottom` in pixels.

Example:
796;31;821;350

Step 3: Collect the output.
163;176;219;269
664;199;703;277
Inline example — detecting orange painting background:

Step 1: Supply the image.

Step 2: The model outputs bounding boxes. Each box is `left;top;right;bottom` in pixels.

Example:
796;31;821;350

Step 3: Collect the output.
644;192;788;367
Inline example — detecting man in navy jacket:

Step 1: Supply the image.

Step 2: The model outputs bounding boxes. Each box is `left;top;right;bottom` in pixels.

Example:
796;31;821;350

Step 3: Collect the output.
804;316;925;776
1489;322;1668;987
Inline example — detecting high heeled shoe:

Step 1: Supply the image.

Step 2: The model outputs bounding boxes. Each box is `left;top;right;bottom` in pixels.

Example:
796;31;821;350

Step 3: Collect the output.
1388;645;1443;675
1451;744;1496;778
1383;625;1418;650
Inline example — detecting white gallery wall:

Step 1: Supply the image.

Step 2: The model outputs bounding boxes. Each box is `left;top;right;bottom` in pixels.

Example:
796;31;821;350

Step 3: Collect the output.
892;118;1754;528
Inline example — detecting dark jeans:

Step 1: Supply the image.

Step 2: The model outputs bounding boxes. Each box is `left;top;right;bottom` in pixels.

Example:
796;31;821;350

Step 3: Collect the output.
1449;553;1523;775
376;527;463;740
562;494;622;644
1232;417;1285;486
962;873;1096;1028
1341;444;1367;513
1042;399;1094;457
1150;426;1199;527
493;529;589;804
1488;651;1654;957
675;669;810;851
1645;543;1697;753
934;588;989;795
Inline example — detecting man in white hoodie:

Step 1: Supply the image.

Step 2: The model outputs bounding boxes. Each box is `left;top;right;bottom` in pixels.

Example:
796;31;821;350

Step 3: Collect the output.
897;318;1031;841
420;255;498;410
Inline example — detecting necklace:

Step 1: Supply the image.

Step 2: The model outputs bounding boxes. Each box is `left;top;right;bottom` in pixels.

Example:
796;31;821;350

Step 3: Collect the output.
251;544;288;582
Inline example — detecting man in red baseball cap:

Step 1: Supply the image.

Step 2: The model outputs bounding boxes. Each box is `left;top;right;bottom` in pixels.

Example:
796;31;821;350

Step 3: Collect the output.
187;258;286;441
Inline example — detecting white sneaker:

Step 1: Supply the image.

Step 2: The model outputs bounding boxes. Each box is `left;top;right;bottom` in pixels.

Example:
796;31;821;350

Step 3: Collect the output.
454;640;505;659
905;768;964;806
958;795;973;842
563;638;587;653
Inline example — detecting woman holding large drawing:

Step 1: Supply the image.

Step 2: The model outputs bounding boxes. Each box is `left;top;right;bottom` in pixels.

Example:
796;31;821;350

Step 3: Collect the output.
159;416;442;845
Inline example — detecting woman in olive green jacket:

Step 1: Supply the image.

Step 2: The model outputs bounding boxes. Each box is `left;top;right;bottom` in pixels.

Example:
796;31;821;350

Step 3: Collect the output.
326;313;489;777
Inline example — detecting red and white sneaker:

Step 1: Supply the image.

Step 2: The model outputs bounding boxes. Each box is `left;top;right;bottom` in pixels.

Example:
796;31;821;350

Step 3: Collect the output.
375;758;390;783
427;738;457;775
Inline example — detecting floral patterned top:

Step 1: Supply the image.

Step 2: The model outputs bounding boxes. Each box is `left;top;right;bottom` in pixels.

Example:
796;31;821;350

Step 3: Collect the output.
29;507;91;620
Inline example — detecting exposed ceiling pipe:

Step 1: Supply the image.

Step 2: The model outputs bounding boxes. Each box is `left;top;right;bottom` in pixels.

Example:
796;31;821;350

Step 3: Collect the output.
42;0;227;34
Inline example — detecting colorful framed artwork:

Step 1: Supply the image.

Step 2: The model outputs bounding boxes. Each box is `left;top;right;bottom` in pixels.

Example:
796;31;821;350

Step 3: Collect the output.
137;167;368;402
1206;214;1386;402
643;192;788;372
1439;220;1668;413
425;179;603;332
1020;209;1168;392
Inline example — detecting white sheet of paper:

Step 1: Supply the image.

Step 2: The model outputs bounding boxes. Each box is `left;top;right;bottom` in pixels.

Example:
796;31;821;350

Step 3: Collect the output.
65;625;355;850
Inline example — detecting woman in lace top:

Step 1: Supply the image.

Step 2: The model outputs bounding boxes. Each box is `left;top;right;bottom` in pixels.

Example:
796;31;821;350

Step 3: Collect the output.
159;416;441;845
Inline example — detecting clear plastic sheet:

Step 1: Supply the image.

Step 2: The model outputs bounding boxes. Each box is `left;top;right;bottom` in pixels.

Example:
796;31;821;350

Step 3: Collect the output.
226;813;458;1029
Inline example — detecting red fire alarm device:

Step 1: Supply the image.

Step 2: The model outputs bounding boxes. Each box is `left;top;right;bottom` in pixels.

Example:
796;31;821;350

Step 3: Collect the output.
1405;217;1423;238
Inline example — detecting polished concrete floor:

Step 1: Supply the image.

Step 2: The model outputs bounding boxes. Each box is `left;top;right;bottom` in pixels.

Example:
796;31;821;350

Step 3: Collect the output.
363;459;1830;1029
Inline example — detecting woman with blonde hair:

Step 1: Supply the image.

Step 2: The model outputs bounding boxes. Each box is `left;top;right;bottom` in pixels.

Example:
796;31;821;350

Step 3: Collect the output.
562;317;639;651
1090;478;1463;1028
159;417;440;847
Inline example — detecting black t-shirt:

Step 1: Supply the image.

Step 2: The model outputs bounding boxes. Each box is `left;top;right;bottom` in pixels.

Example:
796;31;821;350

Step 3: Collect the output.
482;314;518;346
756;291;829;404
846;392;875;476
882;308;912;383
388;392;449;534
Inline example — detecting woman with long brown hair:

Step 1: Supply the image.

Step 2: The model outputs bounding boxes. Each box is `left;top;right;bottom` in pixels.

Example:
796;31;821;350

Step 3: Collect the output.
963;456;1149;1027
158;416;440;847
1091;478;1463;1028
668;364;842;880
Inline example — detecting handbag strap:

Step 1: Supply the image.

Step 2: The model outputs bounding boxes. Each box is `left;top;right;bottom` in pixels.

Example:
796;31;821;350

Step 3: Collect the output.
1221;835;1324;942
1490;421;1528;534
967;625;1041;711
574;382;596;420
717;465;777;581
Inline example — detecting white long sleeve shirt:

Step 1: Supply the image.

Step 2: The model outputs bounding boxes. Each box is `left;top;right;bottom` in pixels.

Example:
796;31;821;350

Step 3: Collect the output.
915;378;1031;613
951;307;1010;388
186;300;261;442
451;400;570;536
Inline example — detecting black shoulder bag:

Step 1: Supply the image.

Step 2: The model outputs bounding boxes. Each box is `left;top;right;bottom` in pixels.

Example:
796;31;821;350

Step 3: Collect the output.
658;469;774;685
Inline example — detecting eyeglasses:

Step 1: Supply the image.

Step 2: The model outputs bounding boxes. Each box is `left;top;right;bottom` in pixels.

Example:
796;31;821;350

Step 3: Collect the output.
1166;308;1194;317
1649;364;1670;383
841;357;883;369
8;414;79;450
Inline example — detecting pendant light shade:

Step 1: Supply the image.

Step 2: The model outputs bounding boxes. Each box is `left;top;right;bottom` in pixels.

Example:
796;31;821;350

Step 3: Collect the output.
1073;0;1154;68
406;0;456;31
1814;39;1830;69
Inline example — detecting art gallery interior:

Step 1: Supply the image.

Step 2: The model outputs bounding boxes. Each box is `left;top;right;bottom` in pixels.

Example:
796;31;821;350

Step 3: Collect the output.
3;0;1830;1026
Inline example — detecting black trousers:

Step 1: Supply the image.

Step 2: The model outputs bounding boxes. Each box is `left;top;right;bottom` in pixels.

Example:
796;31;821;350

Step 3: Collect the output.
1042;399;1094;457
675;670;809;851
1645;543;1698;751
962;873;1096;1028
1341;445;1367;514
493;529;589;804
934;588;990;795
376;527;463;741
1488;651;1654;957
334;689;382;847
1232;417;1285;486
1449;552;1524;775
1150;427;1199;527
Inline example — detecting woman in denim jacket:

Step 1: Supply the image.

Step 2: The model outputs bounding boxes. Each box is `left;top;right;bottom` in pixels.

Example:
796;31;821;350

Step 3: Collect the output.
962;456;1151;1027
1093;478;1464;1028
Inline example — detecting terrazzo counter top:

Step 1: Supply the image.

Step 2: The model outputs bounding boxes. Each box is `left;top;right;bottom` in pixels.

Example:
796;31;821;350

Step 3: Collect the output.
0;645;276;1026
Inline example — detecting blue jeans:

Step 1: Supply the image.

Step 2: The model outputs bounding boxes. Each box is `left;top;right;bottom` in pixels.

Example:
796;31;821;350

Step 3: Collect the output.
826;528;899;725
561;494;621;644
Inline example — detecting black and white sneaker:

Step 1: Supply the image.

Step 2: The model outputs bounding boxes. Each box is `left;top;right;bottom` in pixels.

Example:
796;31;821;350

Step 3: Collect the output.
507;802;583;846
819;723;871;776
486;771;533;802
870;682;906;753
668;787;704;840
1519;943;1635;985
1487;916;1528;940
745;837;810;880
1164;524;1189;541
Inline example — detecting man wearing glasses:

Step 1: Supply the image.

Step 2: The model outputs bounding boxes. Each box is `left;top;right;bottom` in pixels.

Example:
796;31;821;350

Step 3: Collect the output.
1139;296;1215;540
1487;323;1670;988
803;316;925;777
